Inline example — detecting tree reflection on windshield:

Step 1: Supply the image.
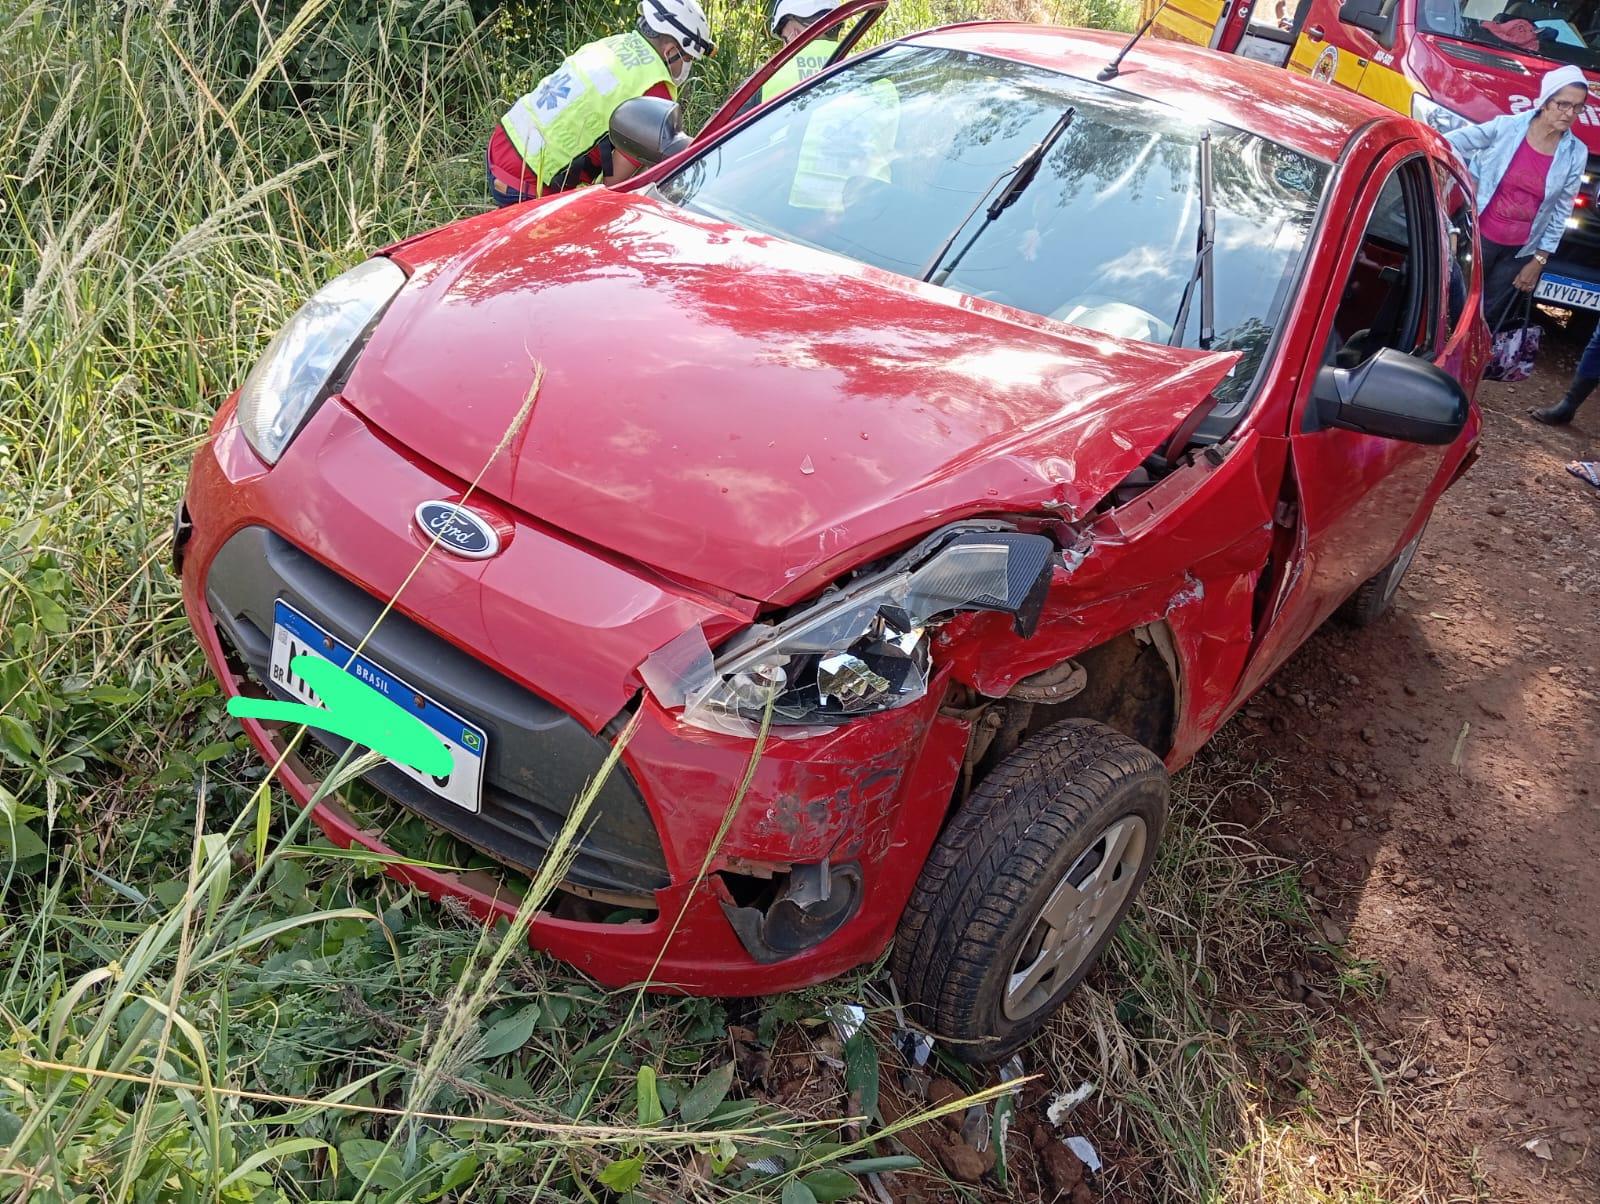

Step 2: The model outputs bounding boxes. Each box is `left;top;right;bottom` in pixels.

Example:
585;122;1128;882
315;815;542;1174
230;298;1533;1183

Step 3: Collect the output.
656;45;1328;408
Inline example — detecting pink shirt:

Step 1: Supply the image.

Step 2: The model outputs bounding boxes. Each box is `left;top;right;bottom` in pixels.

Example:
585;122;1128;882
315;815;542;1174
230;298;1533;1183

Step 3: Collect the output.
1480;136;1554;247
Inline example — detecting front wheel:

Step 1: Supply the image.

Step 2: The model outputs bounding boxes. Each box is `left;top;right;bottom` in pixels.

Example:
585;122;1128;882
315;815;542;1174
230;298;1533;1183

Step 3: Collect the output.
1338;522;1426;628
892;718;1168;1063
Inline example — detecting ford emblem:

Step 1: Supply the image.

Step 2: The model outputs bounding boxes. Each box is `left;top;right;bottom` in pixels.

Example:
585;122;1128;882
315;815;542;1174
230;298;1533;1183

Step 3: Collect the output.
414;501;500;560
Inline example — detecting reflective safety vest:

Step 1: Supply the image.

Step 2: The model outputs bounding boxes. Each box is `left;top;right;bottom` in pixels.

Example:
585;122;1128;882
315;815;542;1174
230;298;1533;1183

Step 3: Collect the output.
789;76;900;213
500;31;675;191
759;38;839;103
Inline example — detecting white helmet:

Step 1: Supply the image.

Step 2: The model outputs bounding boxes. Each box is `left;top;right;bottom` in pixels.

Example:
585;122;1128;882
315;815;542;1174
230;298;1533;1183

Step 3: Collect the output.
770;0;842;36
638;0;715;60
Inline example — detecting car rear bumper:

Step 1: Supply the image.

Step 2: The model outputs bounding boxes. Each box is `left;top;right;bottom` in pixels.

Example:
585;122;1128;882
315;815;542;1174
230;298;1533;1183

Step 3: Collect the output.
179;397;967;994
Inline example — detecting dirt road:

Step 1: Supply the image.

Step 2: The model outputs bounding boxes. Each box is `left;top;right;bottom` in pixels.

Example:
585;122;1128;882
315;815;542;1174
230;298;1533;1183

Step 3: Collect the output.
1232;314;1600;1200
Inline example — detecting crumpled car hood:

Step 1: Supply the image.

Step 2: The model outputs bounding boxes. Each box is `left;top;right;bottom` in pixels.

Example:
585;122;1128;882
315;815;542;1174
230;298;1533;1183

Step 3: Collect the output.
349;188;1237;605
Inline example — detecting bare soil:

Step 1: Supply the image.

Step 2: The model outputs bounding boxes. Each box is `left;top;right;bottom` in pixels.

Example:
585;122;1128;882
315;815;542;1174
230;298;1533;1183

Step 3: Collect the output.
1226;312;1600;1200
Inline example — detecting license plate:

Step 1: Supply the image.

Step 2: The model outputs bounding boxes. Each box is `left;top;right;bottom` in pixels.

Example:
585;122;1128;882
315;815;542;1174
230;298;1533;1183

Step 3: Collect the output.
268;599;488;814
1534;272;1600;311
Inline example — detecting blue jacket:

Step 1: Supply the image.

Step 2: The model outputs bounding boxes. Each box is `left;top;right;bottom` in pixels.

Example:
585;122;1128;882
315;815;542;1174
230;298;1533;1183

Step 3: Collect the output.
1444;111;1585;257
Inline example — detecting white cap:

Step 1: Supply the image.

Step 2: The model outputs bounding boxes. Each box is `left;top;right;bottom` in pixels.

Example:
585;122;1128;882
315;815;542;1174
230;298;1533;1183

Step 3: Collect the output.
1537;64;1589;109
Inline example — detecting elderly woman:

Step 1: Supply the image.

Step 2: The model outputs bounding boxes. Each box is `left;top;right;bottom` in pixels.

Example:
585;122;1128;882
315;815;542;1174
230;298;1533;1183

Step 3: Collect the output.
1444;65;1588;323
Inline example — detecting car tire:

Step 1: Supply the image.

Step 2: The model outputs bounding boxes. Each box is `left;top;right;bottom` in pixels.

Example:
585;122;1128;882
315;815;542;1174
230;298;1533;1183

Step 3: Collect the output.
1337;523;1426;629
892;718;1168;1063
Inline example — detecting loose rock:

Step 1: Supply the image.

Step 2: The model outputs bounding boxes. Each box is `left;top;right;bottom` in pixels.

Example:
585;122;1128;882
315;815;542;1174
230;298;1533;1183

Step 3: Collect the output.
936;1139;994;1184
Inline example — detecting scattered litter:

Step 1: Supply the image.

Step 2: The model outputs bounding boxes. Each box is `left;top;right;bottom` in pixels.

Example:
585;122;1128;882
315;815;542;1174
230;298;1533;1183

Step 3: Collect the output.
745;1156;786;1174
887;977;936;1066
1046;1081;1096;1125
827;1002;867;1043
893;1027;934;1066
961;1104;990;1151
998;1055;1026;1093
1063;1135;1102;1173
800;455;815;475
1522;1137;1553;1161
1450;720;1471;771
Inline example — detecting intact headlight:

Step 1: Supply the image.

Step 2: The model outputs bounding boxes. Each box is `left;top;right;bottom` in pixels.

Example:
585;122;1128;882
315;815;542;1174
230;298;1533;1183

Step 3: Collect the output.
235;257;406;464
640;527;1060;736
1412;94;1470;136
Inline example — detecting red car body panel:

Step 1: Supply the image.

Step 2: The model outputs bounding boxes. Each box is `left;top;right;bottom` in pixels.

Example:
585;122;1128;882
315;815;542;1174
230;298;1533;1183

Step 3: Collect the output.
357;188;1238;606
179;25;1486;996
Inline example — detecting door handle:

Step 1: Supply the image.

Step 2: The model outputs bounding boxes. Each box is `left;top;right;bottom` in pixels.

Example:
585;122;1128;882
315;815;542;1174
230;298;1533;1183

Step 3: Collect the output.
1307;24;1325;39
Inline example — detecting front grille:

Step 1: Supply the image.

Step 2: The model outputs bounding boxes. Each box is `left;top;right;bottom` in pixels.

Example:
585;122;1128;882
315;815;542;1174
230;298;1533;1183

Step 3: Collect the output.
204;527;670;900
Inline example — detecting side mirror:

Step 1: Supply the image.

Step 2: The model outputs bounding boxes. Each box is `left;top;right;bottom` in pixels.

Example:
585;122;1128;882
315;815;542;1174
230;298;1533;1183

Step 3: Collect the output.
1338;0;1394;42
608;97;692;168
1313;348;1468;445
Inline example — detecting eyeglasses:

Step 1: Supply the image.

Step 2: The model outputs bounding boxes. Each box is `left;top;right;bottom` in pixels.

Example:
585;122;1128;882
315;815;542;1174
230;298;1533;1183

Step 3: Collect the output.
1547;98;1588;114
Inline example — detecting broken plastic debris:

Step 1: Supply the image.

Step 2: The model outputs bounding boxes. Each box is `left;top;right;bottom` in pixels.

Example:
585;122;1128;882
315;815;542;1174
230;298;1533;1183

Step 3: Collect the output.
800;454;816;475
817;652;894;709
1522;1137;1554;1161
893;1027;934;1067
999;1054;1027;1094
827;1002;867;1043
675;534;1016;737
1063;1135;1102;1173
904;544;1012;617
638;625;715;710
1046;1081;1095;1125
955;1103;989;1152
746;1156;786;1174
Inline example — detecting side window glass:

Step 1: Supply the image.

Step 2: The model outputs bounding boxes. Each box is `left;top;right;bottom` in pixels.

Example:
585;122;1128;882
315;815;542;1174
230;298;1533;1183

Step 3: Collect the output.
1325;161;1440;369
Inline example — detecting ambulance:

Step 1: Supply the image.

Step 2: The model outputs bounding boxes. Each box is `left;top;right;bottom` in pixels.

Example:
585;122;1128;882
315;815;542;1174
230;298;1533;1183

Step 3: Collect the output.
1142;0;1600;310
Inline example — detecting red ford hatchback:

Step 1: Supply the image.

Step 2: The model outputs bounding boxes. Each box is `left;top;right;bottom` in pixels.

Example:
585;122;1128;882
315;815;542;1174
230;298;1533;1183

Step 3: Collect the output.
178;11;1484;1059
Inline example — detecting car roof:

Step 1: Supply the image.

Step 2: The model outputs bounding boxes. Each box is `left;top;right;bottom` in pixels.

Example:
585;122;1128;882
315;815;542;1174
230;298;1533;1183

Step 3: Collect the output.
903;24;1398;162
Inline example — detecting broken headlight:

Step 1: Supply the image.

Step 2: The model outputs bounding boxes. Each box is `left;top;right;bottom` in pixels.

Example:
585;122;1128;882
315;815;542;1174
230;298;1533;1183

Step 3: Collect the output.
641;528;1059;736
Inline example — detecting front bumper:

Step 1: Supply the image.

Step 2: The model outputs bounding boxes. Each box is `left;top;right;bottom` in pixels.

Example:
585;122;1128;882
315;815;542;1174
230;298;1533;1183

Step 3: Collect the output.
180;396;968;994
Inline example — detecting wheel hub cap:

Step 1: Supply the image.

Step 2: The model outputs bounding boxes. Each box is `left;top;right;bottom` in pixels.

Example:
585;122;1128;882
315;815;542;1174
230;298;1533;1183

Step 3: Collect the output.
1002;815;1148;1021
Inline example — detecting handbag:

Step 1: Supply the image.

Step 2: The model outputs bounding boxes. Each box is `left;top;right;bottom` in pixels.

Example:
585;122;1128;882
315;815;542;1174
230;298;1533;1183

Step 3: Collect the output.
1484;289;1540;384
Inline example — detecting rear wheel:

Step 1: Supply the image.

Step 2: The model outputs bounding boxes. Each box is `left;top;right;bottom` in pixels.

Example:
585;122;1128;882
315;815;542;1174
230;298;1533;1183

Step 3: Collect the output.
892;718;1168;1063
1338;523;1426;628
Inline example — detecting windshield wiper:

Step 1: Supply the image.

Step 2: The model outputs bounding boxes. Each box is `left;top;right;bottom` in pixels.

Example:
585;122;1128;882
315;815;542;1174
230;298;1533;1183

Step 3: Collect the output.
920;105;1076;286
1169;129;1216;351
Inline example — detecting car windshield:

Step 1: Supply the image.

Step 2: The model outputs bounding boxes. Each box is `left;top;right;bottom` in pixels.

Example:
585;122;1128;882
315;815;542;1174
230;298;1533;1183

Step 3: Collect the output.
656;44;1329;408
1418;0;1600;69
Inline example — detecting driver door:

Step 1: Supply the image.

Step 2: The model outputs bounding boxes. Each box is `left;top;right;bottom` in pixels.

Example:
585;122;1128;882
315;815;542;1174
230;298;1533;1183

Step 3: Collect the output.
697;0;888;141
1230;144;1467;704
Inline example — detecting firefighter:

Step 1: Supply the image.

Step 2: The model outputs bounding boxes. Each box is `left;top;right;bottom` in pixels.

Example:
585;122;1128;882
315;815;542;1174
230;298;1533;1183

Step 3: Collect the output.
487;0;715;206
760;1;845;104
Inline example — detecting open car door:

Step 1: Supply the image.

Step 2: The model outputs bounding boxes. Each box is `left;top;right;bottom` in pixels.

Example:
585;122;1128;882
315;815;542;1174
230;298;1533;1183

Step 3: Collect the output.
696;0;889;143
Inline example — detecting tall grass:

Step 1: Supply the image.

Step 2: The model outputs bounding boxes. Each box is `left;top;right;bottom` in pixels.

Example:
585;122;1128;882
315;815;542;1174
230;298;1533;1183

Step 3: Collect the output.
1;1;1473;1201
